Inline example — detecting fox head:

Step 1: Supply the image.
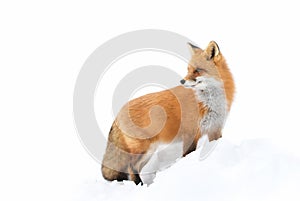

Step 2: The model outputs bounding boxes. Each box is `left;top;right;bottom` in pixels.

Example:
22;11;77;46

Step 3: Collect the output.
180;41;224;86
181;41;235;109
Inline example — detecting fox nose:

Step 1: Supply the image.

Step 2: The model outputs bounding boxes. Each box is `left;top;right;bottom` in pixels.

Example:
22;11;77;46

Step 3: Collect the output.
180;79;186;84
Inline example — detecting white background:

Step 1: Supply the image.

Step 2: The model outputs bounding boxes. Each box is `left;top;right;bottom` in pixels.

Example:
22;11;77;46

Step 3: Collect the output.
1;1;300;200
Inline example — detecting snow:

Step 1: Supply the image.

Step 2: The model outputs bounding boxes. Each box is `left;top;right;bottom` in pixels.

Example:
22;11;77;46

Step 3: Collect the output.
73;138;300;201
2;1;300;201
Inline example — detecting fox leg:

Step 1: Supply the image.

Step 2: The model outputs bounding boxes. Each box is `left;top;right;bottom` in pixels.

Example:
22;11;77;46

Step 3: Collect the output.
128;155;144;185
128;142;157;185
183;139;198;157
182;131;201;157
207;130;222;142
128;168;143;185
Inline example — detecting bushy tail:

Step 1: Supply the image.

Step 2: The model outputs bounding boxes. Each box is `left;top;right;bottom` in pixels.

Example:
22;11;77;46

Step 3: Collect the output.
101;165;128;182
101;123;129;182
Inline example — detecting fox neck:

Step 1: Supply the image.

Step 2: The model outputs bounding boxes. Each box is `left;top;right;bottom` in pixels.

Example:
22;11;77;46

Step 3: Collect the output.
215;56;235;111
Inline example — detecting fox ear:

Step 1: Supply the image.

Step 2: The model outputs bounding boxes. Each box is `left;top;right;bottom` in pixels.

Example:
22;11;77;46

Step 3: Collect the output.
205;41;220;60
187;42;202;55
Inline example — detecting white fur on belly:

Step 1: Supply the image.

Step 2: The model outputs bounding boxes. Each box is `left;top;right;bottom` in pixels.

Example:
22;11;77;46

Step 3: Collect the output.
140;142;183;184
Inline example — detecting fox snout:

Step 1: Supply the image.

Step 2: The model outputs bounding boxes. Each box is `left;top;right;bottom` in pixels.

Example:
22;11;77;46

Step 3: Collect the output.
180;78;196;85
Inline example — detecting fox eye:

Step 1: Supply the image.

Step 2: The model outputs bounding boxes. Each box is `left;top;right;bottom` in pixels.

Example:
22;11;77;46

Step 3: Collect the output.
194;68;204;73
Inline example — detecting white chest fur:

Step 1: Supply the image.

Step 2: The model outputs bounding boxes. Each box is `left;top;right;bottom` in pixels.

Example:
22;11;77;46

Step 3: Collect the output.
192;77;227;139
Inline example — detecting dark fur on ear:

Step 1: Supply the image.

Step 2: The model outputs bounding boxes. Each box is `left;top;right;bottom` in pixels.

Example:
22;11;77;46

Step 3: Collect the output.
187;42;202;55
187;42;199;49
205;41;220;60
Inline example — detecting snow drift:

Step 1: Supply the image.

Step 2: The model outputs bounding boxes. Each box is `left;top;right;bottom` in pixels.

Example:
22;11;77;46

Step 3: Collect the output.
74;138;300;201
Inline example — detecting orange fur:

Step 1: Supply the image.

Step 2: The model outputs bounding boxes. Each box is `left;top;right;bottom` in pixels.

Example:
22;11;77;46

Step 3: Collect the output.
102;41;235;185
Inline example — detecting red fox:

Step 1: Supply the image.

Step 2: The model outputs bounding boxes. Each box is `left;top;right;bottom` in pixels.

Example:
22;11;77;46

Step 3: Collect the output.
101;41;235;185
